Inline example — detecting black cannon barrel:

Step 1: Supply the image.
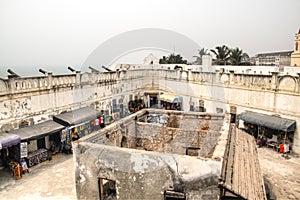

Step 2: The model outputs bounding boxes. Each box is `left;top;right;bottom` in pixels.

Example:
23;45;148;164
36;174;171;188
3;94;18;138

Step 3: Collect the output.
68;66;76;72
39;68;47;74
89;66;100;72
102;66;112;72
7;69;20;77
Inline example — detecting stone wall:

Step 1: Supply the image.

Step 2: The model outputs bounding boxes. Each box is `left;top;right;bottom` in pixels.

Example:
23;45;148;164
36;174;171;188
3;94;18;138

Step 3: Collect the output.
74;142;221;200
73;110;229;199
82;109;224;157
1;66;300;153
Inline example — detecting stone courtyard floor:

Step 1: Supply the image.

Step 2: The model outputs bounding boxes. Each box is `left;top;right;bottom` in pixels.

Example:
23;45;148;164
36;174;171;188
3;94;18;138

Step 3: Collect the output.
0;154;76;200
258;147;300;200
0;147;299;199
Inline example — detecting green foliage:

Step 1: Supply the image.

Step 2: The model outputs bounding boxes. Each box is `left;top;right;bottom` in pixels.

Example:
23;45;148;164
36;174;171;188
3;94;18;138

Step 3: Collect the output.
193;48;209;65
229;47;250;65
159;53;188;64
210;45;231;65
210;45;250;65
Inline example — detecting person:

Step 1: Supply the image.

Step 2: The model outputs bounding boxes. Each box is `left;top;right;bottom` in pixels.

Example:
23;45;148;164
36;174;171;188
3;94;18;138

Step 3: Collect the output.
20;158;29;174
50;141;56;154
64;142;71;154
279;143;284;153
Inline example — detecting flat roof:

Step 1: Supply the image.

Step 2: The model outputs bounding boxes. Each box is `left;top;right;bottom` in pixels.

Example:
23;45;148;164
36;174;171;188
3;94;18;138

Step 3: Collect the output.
0;132;21;148
9;120;65;141
53;107;100;126
238;111;296;132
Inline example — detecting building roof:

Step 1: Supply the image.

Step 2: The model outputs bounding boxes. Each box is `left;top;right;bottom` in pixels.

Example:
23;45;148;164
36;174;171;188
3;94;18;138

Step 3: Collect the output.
53;107;100;126
255;51;293;57
0;132;21;149
8;120;65;141
238;111;296;132
219;125;267;200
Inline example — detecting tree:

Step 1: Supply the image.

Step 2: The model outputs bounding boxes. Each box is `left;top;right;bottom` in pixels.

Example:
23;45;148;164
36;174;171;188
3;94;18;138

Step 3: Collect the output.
193;48;209;65
210;45;231;65
229;47;250;65
159;53;188;64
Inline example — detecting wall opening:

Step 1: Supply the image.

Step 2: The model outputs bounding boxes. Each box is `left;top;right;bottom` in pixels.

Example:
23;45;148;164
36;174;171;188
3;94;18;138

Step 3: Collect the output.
121;136;127;148
98;178;117;200
185;147;200;156
164;190;186;200
37;138;46;149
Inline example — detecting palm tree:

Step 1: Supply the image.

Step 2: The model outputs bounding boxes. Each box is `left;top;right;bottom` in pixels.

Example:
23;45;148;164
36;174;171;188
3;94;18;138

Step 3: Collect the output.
159;53;188;64
229;47;250;65
210;45;230;65
193;48;209;65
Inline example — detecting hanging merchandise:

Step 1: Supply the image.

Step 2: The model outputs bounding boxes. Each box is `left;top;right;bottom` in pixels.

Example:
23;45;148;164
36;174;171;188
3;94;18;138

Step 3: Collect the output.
80;125;84;131
20;142;28;158
61;129;68;142
74;127;78;133
66;132;71;144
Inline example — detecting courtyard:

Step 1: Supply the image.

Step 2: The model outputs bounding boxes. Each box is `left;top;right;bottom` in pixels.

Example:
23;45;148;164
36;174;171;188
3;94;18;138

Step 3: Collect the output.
0;143;299;199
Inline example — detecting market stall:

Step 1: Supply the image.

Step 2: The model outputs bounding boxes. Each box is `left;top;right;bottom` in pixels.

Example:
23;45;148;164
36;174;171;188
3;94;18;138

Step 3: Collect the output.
53;106;101;153
238;111;296;152
0;132;21;168
8;120;65;168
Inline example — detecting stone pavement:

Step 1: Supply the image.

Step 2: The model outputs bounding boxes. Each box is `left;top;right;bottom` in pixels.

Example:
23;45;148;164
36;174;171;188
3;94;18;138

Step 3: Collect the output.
0;154;76;200
258;147;300;200
0;146;300;199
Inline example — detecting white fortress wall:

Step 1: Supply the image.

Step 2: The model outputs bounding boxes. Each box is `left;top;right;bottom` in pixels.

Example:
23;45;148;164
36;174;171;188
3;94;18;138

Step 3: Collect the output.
0;66;299;153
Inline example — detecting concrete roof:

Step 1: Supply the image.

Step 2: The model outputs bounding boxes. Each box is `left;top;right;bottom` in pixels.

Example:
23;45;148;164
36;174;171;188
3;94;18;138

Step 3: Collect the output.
9;120;64;141
53;107;100;126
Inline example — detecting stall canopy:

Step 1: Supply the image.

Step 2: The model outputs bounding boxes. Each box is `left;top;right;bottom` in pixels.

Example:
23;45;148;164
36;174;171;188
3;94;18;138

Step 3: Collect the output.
8;120;65;141
0;132;21;149
160;93;182;103
53;107;100;126
238;111;296;132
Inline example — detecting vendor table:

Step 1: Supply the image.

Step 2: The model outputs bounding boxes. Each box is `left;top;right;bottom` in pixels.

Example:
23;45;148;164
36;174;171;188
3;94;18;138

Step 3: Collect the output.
27;148;48;167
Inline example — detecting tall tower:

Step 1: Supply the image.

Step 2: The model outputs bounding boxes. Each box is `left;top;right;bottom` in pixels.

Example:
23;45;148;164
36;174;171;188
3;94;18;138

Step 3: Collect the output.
291;29;300;67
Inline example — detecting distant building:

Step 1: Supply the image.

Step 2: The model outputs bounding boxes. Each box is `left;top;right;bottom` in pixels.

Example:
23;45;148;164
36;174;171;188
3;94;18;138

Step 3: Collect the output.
254;51;293;66
291;29;300;67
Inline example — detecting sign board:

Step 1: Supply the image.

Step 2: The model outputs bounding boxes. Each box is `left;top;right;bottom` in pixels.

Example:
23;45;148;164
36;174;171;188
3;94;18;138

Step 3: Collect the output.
20;142;28;158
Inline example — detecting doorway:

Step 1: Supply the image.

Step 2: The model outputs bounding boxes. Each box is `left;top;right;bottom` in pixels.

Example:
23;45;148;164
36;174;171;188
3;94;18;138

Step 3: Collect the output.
37;138;46;149
98;178;117;200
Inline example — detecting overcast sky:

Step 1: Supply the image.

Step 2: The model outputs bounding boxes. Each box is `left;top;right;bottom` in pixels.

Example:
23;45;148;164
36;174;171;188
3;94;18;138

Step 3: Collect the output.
0;0;299;77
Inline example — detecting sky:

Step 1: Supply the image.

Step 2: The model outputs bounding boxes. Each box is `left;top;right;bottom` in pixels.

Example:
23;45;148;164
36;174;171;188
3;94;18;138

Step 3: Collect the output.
0;0;299;77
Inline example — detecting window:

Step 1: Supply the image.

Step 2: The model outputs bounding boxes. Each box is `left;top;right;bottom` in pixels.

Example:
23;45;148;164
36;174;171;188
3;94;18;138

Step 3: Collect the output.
186;147;200;156
216;107;223;114
98;178;116;200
